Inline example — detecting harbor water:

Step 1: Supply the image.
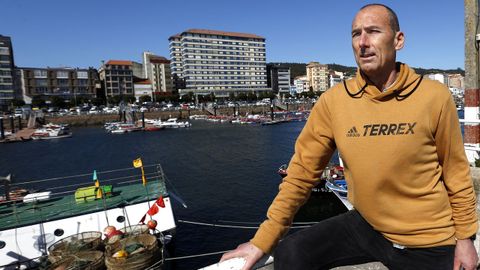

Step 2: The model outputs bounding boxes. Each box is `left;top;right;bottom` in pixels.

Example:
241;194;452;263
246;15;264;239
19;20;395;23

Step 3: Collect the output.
0;120;346;269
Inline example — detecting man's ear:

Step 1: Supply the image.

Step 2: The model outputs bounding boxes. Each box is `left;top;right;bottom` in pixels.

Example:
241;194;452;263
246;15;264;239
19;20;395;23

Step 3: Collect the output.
394;31;405;51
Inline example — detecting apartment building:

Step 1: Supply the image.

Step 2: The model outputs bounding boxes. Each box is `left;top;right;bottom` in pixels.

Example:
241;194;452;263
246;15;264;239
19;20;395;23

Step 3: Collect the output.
447;73;464;89
142;52;174;96
168;35;184;91
267;64;291;94
294;75;309;94
306;61;328;92
168;29;269;97
99;60;135;98
18;67;97;103
0;35;15;110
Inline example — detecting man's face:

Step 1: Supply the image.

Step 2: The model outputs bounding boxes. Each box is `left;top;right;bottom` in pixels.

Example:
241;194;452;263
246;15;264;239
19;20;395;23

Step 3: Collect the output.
351;6;404;77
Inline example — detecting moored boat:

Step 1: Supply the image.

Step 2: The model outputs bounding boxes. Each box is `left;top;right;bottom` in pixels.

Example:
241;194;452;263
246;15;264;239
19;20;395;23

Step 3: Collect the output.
160;118;191;128
31;124;72;140
325;179;353;210
277;164;287;178
0;161;177;269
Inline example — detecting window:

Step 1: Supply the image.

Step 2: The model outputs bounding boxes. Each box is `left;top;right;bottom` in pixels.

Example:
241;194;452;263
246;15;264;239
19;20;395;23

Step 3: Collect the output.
57;71;69;78
78;79;88;86
0;70;11;76
35;79;48;86
0;77;12;83
58;79;69;86
0;47;9;55
34;70;47;78
77;71;88;79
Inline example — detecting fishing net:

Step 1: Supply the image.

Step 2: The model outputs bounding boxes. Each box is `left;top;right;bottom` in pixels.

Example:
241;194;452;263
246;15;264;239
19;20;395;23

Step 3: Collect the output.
105;224;150;245
48;231;103;263
45;251;104;270
105;234;162;270
120;224;149;236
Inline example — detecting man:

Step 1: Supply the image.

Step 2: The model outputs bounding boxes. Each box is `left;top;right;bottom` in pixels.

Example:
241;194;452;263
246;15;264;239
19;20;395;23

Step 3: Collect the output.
221;3;479;270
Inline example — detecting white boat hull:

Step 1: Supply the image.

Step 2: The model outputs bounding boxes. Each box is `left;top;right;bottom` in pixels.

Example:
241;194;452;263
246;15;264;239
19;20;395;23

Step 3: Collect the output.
0;197;175;269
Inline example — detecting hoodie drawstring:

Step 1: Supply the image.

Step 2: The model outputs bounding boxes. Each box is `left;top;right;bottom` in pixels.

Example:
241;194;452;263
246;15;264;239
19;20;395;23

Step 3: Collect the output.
343;80;368;98
394;76;423;101
343;76;423;101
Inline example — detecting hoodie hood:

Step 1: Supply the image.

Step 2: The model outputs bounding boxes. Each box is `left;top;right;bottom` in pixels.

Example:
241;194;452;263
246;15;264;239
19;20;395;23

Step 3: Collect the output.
345;62;422;101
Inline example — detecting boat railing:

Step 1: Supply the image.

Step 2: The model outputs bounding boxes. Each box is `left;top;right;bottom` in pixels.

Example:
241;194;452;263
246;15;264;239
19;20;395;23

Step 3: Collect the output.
0;163;169;223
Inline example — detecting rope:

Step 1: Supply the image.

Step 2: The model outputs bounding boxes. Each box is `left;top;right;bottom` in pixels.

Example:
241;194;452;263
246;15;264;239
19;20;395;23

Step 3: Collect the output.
11;164;159;186
164;250;231;261
217;219;318;225
178;219;313;229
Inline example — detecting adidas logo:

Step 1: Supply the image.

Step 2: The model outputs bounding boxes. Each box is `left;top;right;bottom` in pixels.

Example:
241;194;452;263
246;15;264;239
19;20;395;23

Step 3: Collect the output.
346;126;360;137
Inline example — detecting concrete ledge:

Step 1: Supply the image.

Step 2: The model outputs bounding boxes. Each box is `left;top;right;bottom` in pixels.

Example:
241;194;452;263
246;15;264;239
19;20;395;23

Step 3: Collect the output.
257;262;386;270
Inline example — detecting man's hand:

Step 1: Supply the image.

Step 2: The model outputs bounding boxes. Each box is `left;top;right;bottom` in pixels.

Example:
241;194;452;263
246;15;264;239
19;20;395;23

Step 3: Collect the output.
220;242;264;270
453;239;478;270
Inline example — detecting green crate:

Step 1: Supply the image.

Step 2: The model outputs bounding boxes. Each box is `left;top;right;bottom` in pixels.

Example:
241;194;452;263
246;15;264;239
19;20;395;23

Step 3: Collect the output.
101;185;113;197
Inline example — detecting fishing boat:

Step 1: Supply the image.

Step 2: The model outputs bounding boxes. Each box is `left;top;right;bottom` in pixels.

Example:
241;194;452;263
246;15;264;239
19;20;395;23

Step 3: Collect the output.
0;161;177;269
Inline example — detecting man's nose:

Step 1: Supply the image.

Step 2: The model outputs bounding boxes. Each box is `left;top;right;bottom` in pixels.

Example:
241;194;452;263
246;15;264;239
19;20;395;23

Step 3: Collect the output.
359;32;369;48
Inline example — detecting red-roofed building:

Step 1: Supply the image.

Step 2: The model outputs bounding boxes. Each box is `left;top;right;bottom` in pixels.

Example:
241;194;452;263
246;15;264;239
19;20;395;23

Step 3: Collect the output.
168;28;269;97
142;52;174;99
99;60;136;99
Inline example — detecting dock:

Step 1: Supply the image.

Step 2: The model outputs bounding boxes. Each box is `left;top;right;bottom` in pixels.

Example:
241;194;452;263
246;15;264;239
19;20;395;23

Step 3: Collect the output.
0;128;35;143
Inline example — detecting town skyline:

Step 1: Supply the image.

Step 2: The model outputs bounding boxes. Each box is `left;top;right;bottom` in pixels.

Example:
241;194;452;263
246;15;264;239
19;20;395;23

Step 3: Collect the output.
2;0;464;70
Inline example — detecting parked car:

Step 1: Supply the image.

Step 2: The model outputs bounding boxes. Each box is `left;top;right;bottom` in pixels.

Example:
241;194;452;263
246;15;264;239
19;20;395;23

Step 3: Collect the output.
14;108;23;117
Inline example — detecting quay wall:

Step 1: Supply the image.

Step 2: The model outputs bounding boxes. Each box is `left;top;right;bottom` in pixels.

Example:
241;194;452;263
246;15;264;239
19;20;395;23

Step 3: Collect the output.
1;102;312;128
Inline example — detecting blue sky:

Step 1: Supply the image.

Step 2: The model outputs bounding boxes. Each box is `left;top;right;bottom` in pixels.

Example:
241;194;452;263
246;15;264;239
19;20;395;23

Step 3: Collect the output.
2;0;465;70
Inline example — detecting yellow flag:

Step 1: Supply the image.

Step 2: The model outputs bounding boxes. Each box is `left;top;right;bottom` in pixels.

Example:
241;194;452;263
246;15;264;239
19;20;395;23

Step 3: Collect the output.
133;158;143;168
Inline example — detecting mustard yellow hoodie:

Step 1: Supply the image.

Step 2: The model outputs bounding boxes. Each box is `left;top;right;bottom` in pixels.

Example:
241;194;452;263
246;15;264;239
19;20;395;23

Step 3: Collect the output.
251;63;478;254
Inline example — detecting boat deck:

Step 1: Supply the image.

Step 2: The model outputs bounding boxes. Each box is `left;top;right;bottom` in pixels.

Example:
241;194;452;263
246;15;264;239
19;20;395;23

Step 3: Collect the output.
0;165;168;231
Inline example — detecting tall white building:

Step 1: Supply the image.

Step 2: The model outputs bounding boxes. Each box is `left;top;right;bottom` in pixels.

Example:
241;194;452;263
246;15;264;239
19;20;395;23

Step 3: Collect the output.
168;29;269;97
306;61;328;92
0;35;15;111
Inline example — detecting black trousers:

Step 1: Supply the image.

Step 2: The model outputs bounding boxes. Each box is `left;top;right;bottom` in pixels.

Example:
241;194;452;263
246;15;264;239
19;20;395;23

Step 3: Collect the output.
273;210;455;270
